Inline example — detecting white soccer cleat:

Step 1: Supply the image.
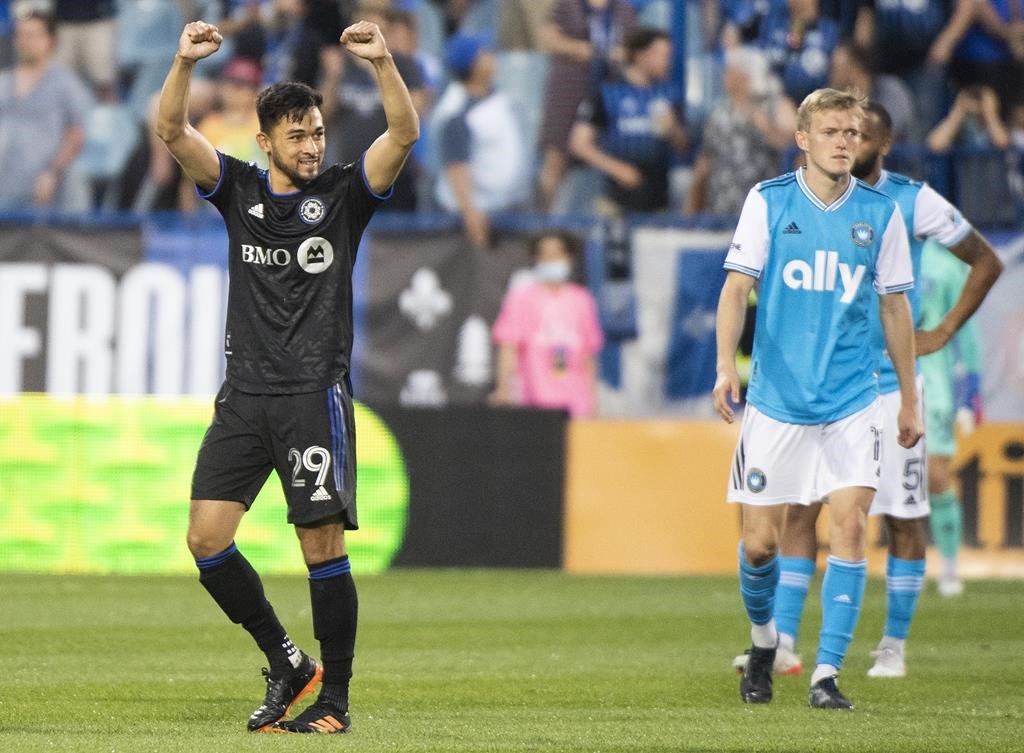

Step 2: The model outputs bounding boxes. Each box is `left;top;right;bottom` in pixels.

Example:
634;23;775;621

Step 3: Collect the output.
867;645;906;678
938;574;964;598
732;645;804;676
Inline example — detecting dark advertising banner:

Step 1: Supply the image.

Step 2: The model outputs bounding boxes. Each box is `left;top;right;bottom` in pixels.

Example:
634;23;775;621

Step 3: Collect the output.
376;405;566;568
0;220;144;393
358;231;529;407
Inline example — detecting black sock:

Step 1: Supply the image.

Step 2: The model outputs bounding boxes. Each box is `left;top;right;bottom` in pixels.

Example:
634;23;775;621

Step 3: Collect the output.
307;555;357;709
196;543;298;673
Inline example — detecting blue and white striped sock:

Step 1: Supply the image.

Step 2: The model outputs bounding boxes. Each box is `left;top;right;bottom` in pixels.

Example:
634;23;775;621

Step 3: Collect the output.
816;556;867;670
775;556;815;646
739;544;780;648
883;555;926;641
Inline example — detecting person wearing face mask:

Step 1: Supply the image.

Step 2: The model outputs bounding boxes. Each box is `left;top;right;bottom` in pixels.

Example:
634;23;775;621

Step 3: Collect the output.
490;232;604;417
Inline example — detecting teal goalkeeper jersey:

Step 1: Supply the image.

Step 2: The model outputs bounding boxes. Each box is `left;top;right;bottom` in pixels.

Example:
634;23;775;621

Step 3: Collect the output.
724;168;912;424
918;239;982;413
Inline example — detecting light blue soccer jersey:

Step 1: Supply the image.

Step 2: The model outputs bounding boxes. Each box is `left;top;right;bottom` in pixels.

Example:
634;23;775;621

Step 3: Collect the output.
869;170;972;394
725;168;913;424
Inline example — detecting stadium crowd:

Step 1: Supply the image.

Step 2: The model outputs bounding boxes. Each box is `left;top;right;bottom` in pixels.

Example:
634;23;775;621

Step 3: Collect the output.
1;0;1022;230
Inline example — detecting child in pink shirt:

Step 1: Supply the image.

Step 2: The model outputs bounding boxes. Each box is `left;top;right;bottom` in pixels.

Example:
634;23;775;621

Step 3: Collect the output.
491;232;604;417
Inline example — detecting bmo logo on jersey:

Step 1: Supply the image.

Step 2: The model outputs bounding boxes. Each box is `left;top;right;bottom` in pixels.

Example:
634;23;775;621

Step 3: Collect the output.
241;244;291;266
297;237;334;274
783;250;865;304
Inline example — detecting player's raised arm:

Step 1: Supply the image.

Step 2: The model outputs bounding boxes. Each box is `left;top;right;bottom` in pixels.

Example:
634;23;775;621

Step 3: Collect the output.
344;21;419;196
915;229;1003;356
155;21;224;192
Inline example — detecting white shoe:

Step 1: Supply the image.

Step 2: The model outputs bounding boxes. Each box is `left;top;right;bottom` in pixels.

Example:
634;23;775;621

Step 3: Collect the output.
938;575;964;597
867;646;906;678
732;644;804;676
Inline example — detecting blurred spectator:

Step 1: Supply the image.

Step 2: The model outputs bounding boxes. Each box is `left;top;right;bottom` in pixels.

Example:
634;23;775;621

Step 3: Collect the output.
569;26;687;214
53;0;116;101
436;0;474;35
216;1;269;63
320;3;428;210
951;0;1024;116
125;81;217;212
756;0;840;104
197;57;267;167
491;232;603;418
927;83;1016;226
927;84;1009;153
498;0;555;50
538;0;635;210
258;0;328;85
432;33;526;248
1009;101;1024;148
386;6;441;90
719;0;771;47
0;1;12;68
0;10;89;211
853;0;974;131
828;40;918;144
684;46;795;218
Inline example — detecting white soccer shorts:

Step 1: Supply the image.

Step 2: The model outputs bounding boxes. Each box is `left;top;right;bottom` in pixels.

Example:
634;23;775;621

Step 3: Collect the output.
727;400;883;506
869;377;929;519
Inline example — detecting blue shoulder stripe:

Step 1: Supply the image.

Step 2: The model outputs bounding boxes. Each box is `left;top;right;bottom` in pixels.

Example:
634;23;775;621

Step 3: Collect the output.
757;172;796;191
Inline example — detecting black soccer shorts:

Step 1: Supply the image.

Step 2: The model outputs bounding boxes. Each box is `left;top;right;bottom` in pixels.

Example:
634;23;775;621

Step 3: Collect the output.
191;381;358;528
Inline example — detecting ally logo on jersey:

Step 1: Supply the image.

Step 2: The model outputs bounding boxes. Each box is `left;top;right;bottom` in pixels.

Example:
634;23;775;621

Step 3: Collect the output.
782;248;867;304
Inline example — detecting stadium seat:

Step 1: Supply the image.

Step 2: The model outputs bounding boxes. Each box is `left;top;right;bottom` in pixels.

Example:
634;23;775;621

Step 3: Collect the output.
74;103;141;210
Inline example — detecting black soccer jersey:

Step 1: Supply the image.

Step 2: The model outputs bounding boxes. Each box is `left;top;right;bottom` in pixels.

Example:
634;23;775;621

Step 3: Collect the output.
201;151;389;394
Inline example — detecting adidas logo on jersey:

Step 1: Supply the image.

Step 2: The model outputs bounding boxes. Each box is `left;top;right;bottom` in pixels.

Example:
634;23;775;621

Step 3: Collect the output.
783;251;866;304
310;485;332;502
783;221;801;234
833;593;852;604
248;203;264;219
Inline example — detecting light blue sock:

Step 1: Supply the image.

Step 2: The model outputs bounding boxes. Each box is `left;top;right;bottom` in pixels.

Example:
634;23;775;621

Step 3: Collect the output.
816;556;867;669
775;556;815;643
883;555;926;640
739;544;780;627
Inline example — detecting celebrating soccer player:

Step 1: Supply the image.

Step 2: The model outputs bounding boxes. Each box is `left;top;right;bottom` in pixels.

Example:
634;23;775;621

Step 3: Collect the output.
736;102;1002;681
714;89;922;710
156;19;418;734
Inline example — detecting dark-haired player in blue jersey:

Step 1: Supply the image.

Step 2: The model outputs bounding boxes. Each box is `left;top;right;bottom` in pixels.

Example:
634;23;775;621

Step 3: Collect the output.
156;18;418;734
736;101;1002;681
714;88;922;710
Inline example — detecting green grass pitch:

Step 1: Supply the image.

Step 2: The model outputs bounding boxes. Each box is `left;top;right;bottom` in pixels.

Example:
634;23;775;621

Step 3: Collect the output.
1;571;1021;752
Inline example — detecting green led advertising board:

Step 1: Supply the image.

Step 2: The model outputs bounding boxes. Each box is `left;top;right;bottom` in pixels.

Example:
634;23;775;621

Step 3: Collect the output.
0;395;409;574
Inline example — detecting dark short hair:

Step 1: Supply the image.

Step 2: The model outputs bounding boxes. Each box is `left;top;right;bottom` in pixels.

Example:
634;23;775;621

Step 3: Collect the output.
864;100;893;137
255;81;324;134
528;231;582;262
17;10;57;38
624;27;671;64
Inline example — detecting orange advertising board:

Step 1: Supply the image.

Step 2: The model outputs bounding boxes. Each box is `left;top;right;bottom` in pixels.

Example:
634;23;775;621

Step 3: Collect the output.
564;420;1024;577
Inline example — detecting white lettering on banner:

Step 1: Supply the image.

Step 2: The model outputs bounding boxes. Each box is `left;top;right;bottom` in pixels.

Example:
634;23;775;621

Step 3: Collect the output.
189;266;227;396
0;263;47;393
47;265;116;395
117;264;186;395
782;251;866;304
0;262;227;395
